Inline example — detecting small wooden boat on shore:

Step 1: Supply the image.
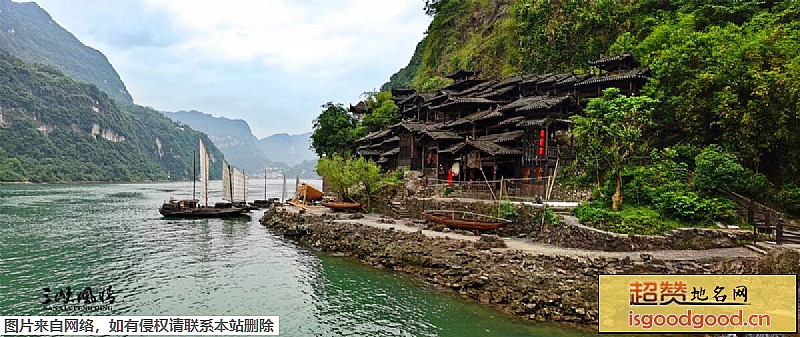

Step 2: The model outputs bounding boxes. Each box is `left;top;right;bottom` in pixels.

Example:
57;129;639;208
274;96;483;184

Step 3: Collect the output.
320;201;364;212
296;183;323;201
422;210;511;231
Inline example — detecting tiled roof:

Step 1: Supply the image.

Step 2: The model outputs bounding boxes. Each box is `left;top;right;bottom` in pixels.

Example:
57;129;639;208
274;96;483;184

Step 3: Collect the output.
381;148;400;156
516;118;572;127
422;130;462;140
465;139;521;156
446;109;503;127
589;53;635;66
497;116;525;126
477;130;524;143
575;68;650;87
499;95;572;112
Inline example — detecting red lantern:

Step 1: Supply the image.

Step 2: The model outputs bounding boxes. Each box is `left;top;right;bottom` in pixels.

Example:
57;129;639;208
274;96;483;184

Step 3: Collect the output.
537;129;546;156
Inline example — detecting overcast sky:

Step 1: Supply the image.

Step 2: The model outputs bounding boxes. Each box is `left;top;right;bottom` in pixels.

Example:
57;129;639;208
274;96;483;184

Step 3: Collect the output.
27;0;431;138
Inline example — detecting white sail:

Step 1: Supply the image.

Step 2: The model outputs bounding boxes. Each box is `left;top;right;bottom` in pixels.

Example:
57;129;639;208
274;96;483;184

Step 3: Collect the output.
199;139;209;206
234;168;247;202
222;161;233;202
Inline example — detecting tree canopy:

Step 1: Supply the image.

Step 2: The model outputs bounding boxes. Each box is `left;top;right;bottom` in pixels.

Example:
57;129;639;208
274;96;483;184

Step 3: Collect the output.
310;102;365;158
571;88;657;210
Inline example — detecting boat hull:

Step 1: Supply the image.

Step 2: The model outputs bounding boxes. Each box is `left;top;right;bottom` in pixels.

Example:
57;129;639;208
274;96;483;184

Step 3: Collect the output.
159;206;250;219
422;211;510;231
320;201;363;211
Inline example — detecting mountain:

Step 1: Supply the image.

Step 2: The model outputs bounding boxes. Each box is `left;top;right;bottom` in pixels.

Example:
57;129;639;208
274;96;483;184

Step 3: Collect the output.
0;0;132;103
0;50;223;182
382;0;800;185
256;133;316;166
163;110;272;173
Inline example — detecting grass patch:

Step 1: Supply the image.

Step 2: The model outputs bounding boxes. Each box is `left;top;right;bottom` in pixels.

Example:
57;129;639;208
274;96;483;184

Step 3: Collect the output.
573;201;714;235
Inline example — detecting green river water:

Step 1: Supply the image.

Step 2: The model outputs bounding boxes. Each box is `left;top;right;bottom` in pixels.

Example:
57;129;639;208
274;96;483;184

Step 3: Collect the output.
0;182;612;336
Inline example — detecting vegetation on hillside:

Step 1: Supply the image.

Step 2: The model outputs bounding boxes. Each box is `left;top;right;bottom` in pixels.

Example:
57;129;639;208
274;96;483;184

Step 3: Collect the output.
0;0;132;102
379;0;800;216
0;51;223;182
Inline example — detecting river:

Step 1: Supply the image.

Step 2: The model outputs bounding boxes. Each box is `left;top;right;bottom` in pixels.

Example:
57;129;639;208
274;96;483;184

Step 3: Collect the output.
0;182;606;336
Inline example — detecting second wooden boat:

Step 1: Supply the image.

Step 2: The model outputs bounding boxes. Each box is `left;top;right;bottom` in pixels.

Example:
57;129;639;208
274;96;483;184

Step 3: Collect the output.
422;210;511;231
320;201;364;211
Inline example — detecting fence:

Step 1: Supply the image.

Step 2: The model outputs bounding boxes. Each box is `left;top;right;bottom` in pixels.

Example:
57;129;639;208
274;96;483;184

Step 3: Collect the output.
420;177;556;202
721;189;798;245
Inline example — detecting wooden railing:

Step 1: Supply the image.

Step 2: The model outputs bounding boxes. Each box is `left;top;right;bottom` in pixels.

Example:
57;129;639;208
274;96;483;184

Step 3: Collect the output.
721;189;797;245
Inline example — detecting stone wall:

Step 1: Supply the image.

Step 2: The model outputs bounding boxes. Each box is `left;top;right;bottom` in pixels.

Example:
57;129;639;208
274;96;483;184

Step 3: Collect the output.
539;216;753;252
259;208;791;325
548;185;592;202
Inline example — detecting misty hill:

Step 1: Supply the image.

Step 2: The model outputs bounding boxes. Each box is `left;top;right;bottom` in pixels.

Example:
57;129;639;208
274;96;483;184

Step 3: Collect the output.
163;110;272;173
256;133;317;166
0;50;223;182
0;0;132;103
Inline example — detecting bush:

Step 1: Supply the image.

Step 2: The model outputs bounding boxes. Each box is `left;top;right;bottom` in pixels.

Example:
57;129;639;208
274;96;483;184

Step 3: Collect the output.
653;191;737;225
573;201;686;235
694;145;744;193
778;184;800;215
498;200;518;220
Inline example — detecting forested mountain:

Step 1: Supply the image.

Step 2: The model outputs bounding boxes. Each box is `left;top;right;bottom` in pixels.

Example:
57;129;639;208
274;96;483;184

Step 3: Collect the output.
0;51;223;182
163;110;272;173
383;0;800;185
0;0;132;103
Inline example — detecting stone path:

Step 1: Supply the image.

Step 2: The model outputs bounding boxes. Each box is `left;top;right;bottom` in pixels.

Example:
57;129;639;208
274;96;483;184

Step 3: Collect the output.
282;206;761;262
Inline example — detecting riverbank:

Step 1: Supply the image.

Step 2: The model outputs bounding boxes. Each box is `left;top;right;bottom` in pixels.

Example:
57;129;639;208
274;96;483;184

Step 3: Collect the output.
259;203;800;325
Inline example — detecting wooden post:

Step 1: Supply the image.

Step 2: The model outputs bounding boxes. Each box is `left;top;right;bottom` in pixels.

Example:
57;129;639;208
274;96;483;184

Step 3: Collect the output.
777;216;784;245
747;199;755;226
765;209;772;239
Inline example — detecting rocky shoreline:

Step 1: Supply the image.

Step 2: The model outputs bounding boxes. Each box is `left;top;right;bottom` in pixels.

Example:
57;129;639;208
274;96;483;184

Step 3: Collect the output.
259;204;800;326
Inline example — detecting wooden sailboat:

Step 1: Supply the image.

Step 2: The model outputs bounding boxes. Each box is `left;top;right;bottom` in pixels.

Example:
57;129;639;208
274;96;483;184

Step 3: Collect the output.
249;170;278;208
422;210;511;231
159;140;250;218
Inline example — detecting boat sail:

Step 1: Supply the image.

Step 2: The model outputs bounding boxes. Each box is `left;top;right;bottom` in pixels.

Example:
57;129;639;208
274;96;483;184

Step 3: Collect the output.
222;161;233;202
199;139;210;207
222;162;248;203
234;167;247;202
158;139;249;218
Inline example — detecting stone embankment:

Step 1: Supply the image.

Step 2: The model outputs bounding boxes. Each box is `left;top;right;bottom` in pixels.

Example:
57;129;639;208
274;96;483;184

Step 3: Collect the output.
259;206;800;324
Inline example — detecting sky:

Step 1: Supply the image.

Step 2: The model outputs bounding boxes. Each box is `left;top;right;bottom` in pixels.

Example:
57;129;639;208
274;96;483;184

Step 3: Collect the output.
26;0;432;138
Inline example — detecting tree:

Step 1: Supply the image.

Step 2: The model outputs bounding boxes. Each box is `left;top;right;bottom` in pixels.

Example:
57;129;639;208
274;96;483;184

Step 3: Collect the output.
315;155;381;205
572;88;657;210
311;102;365;158
361;91;400;132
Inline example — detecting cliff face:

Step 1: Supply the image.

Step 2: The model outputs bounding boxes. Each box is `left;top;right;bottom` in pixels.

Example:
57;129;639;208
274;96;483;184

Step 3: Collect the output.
0;0;133;103
383;0;627;90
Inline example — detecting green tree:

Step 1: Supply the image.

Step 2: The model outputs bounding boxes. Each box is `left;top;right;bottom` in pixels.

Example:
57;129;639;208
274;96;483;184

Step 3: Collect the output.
315;155;381;205
572;88;657;210
310;102;365;158
361;91;400;132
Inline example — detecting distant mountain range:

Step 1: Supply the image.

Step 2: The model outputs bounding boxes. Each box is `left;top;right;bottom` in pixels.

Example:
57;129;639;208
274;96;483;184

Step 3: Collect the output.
0;0;317;181
163;110;318;176
257;133;317;166
0;0;132;103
